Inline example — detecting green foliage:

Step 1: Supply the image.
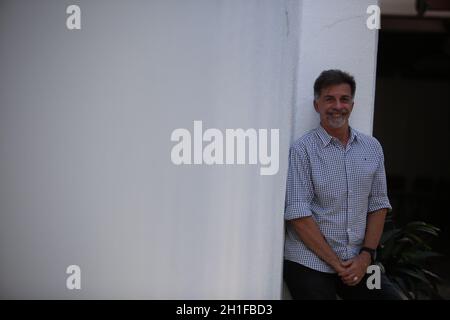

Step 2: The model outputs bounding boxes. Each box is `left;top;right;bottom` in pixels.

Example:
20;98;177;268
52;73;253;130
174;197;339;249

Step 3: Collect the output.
377;217;444;300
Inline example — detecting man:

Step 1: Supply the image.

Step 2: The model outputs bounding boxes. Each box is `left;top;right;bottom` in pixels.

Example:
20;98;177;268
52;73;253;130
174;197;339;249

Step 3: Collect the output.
283;69;402;300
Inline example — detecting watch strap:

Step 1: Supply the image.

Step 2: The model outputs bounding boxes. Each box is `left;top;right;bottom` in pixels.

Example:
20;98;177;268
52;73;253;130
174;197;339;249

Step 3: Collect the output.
359;247;376;263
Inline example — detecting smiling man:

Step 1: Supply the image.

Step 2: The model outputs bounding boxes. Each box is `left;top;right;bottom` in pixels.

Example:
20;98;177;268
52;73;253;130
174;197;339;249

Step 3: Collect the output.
283;70;402;300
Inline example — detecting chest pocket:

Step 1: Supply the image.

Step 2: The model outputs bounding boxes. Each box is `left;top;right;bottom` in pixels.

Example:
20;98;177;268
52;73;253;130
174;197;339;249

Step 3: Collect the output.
310;150;347;204
352;155;378;190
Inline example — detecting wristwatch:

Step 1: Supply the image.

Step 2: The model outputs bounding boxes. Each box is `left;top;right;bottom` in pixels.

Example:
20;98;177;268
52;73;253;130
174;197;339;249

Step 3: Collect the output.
359;247;376;264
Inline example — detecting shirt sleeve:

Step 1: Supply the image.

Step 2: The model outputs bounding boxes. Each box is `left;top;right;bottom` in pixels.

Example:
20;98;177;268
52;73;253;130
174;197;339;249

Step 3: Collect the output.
368;143;392;214
284;144;314;220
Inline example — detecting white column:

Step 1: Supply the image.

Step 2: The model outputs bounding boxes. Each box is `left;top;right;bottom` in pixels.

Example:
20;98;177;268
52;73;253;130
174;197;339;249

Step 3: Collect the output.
293;0;380;139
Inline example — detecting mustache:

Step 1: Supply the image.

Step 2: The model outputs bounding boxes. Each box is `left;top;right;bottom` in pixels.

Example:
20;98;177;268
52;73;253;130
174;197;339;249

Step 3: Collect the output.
326;109;349;116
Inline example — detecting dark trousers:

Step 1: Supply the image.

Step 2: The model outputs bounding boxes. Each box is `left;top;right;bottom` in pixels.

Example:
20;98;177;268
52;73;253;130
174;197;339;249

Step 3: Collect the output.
283;259;403;300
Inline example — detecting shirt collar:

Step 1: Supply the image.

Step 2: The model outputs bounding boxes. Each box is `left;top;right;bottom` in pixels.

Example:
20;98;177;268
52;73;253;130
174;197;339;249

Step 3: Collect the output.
316;124;358;147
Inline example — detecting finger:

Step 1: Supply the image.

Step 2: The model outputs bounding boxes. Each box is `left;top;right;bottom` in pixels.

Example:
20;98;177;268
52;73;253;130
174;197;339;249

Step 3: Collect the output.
341;260;353;268
339;272;352;280
354;274;364;285
342;274;357;282
339;268;355;278
343;274;361;284
341;277;356;286
343;277;354;285
350;277;363;286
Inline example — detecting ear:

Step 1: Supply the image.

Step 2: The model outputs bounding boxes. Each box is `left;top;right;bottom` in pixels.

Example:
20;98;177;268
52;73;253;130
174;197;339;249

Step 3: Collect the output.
313;100;319;113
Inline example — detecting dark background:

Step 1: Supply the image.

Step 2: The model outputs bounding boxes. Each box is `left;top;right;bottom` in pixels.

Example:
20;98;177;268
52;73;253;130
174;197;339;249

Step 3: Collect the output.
373;14;450;296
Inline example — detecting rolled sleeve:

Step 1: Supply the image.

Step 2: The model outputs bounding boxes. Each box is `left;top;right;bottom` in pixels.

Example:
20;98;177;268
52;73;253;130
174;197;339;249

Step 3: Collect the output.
284;144;314;220
368;145;392;214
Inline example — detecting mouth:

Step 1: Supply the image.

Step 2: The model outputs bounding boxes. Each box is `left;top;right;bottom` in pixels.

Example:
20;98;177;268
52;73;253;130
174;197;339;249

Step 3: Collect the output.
327;112;347;118
325;111;349;128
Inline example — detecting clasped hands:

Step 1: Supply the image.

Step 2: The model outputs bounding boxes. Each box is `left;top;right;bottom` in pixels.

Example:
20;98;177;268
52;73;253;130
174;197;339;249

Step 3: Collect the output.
333;253;371;286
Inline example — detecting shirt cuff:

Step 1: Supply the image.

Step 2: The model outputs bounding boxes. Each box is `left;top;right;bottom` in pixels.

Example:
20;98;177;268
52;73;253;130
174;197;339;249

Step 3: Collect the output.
285;202;313;220
368;196;392;214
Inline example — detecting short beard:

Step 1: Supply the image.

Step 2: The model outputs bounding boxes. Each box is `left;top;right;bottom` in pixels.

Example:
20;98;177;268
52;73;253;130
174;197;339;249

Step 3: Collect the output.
325;110;349;129
326;114;347;129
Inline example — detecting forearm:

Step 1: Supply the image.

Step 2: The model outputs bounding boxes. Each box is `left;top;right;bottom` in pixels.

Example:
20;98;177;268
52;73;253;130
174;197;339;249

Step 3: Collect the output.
290;216;342;271
338;209;388;284
363;208;388;250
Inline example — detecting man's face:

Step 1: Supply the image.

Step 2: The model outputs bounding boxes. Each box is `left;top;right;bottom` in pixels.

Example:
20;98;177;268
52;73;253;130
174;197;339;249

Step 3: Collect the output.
314;83;354;130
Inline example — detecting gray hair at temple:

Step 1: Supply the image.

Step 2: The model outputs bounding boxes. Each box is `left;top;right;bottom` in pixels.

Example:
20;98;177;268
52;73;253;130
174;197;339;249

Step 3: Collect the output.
313;69;356;101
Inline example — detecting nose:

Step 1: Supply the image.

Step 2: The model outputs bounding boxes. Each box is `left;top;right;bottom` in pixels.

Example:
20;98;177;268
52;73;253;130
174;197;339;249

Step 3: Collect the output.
334;101;345;110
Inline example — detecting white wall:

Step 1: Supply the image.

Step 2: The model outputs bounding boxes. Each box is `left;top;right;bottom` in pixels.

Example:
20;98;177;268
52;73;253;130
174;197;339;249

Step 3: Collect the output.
293;0;380;140
0;0;297;299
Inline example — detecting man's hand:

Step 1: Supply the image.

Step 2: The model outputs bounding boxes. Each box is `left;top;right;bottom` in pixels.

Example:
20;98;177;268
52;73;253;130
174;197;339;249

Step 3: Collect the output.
338;209;387;286
338;253;371;286
329;259;349;275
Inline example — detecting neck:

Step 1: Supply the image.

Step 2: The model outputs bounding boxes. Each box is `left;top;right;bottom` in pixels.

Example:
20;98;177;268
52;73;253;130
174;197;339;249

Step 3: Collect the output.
321;122;350;145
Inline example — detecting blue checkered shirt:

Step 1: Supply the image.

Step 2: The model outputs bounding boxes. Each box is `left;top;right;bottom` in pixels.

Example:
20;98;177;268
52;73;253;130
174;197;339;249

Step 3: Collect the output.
284;125;391;273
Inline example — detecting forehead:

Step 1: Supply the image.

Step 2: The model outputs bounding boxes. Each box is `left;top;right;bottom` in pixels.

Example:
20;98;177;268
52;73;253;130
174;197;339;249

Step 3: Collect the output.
320;83;352;97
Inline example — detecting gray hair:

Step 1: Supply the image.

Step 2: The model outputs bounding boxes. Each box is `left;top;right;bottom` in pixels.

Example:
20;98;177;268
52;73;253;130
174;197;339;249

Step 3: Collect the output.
313;69;356;101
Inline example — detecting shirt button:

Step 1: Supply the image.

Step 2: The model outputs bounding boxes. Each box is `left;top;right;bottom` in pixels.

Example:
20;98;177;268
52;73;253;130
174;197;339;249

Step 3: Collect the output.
347;228;351;232
349;190;353;194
